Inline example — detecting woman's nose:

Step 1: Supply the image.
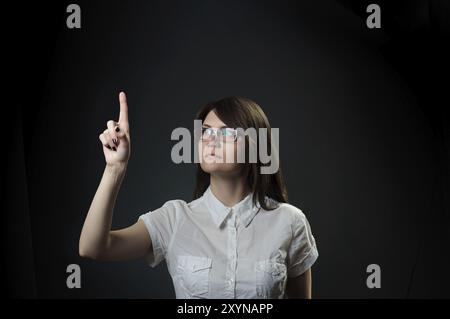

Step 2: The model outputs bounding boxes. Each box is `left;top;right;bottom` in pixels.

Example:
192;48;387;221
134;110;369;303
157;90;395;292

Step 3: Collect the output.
207;139;222;148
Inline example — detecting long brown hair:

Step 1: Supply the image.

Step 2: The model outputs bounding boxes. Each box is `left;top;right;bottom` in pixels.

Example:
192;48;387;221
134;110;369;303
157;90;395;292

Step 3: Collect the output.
193;96;288;210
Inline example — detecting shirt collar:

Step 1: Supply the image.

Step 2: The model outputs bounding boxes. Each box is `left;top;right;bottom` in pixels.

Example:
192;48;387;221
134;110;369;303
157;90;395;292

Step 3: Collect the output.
203;185;261;228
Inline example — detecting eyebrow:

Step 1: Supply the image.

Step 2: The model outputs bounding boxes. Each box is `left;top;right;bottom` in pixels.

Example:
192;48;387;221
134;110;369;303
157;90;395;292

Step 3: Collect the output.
202;124;229;128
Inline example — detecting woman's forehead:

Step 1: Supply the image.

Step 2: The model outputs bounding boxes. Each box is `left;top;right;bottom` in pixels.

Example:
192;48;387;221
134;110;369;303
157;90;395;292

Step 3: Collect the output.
203;110;227;127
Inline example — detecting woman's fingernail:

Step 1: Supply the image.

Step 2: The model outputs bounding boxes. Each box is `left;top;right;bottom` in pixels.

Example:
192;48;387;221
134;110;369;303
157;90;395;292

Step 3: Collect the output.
115;127;120;132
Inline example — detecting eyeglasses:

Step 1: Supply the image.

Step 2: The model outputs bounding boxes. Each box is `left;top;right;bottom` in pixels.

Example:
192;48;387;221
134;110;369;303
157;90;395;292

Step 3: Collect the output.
201;127;238;143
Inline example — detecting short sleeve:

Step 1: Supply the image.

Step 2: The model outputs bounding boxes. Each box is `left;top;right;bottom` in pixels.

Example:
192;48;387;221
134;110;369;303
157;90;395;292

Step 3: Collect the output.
287;209;319;278
138;200;181;268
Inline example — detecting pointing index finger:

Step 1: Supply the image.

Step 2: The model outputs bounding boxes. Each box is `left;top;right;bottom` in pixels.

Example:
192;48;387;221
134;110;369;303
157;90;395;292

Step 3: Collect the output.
119;91;129;124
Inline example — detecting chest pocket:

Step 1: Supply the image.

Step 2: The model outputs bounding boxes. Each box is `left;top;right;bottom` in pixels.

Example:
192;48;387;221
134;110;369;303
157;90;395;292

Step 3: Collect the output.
255;259;287;298
176;255;212;298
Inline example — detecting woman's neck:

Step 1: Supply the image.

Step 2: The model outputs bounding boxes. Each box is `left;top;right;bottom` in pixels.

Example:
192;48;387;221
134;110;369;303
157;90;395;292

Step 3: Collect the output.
210;174;250;208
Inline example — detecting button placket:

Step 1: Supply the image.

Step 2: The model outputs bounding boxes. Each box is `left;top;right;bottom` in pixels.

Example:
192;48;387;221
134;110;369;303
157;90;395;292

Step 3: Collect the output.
227;209;238;297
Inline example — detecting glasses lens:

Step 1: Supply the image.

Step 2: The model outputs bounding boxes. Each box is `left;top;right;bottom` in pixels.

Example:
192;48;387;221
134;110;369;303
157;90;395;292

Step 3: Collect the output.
202;128;213;141
221;128;236;142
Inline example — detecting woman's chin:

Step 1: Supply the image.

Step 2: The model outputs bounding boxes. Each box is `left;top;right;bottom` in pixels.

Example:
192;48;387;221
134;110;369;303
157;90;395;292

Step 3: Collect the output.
200;162;239;174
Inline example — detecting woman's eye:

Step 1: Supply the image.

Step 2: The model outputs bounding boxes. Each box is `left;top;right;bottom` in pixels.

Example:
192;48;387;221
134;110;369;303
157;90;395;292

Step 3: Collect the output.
202;128;214;138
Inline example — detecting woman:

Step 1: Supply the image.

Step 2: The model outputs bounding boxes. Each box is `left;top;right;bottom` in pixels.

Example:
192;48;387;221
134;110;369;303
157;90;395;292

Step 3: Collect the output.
79;92;319;299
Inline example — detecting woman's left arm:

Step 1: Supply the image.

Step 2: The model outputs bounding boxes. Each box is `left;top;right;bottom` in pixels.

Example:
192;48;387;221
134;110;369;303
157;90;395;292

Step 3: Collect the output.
286;269;312;299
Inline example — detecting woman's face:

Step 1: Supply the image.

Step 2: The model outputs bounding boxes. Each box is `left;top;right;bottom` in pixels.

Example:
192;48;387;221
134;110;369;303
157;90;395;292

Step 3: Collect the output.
199;110;243;176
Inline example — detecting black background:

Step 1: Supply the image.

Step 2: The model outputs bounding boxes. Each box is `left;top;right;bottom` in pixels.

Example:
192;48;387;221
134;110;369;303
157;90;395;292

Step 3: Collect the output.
4;0;449;298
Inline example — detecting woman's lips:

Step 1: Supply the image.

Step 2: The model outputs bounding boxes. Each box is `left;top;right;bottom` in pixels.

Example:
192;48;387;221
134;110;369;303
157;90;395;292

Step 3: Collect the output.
205;153;222;159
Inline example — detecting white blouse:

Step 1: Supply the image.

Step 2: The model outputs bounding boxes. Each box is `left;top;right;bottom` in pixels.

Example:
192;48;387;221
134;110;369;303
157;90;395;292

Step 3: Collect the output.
138;186;318;299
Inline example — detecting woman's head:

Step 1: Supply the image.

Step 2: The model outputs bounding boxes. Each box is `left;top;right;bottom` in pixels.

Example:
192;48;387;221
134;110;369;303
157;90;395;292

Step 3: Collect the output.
193;96;288;210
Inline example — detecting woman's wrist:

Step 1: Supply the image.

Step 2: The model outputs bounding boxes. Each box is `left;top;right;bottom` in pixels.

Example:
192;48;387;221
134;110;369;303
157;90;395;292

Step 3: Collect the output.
105;162;128;176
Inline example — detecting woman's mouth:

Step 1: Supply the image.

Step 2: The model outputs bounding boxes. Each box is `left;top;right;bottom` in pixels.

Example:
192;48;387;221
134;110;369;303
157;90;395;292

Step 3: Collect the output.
205;153;222;159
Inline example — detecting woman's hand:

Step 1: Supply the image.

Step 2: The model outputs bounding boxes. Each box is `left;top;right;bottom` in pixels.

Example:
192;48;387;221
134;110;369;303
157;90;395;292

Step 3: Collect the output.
80;92;151;261
99;92;131;169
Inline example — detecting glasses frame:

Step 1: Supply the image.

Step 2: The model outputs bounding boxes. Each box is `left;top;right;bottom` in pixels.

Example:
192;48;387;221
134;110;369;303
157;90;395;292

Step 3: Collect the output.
201;127;238;143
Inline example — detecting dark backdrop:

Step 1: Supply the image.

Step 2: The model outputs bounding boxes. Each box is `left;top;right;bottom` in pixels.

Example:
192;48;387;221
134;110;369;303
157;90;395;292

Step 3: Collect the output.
4;0;449;298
